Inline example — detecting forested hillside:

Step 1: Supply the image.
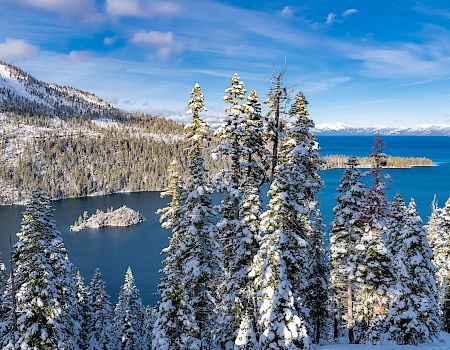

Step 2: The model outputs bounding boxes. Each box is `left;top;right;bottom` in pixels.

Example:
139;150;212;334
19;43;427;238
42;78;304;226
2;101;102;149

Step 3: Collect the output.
0;113;194;204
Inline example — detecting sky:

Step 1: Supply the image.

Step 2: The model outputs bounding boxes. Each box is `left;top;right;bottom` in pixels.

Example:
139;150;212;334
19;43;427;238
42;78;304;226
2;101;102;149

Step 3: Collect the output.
1;0;450;127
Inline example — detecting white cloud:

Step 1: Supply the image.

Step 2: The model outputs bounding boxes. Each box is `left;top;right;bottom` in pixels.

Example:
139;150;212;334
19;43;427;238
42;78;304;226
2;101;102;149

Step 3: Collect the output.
68;50;91;63
17;0;97;18
281;6;293;18
107;0;140;16
106;0;181;18
339;41;450;79
342;8;359;17
104;37;117;46
326;13;336;25
0;38;39;61
131;31;173;46
131;31;180;59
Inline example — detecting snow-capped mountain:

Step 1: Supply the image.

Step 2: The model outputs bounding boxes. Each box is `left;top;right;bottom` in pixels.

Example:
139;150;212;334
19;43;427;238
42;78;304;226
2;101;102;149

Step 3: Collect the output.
314;122;450;136
0;61;125;119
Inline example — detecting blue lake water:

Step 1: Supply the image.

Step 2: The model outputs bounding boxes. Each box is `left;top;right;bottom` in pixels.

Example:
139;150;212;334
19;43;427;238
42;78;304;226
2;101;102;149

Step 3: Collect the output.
0;136;449;306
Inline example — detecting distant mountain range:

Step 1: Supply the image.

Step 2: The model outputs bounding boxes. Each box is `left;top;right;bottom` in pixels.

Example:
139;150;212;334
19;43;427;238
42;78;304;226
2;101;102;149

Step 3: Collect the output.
0;61;127;120
314;122;450;136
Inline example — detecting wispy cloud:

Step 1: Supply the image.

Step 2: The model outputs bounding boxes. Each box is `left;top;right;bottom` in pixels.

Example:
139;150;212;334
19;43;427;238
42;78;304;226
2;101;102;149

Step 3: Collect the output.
131;31;173;46
0;38;39;60
280;6;293;18
302;76;351;93
68;50;91;63
106;0;182;18
103;36;117;46
413;4;450;19
326;13;336;25
16;0;99;21
342;9;358;17
131;31;180;59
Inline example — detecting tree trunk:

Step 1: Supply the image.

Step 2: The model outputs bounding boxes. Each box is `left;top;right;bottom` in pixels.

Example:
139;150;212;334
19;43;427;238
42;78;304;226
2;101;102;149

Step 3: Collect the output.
347;280;354;344
270;91;280;181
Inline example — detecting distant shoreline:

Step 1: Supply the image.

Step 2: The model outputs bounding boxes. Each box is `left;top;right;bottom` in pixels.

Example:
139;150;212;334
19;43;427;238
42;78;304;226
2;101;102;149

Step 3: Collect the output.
0;154;434;206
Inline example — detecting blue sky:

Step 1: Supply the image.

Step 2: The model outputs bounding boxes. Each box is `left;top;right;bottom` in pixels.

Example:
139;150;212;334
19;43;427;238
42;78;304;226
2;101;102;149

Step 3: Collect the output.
2;0;450;127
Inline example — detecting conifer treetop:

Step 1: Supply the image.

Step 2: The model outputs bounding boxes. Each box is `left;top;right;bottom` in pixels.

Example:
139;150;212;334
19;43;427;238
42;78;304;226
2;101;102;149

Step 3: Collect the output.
224;73;247;111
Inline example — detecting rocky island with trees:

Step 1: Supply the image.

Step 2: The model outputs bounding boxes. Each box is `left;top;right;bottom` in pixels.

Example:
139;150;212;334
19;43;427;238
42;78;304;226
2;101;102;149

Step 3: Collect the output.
70;205;145;232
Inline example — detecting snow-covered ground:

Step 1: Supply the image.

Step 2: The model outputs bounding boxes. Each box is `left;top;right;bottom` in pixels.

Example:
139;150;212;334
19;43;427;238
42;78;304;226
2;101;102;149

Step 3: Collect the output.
318;332;450;349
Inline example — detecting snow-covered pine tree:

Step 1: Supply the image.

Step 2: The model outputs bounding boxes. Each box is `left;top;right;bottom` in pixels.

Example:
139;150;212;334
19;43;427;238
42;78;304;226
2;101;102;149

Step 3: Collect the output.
386;193;408;259
264;70;290;181
250;92;324;349
387;199;439;344
4;191;80;350
232;89;268;349
0;258;10;344
75;270;90;349
427;197;440;253
304;211;331;344
183;83;217;346
442;279;450;332
144;306;156;349
354;135;394;344
330;156;366;343
434;198;450;291
212;73;247;348
287;92;329;344
113;267;145;350
87;268;114;350
153;160;202;349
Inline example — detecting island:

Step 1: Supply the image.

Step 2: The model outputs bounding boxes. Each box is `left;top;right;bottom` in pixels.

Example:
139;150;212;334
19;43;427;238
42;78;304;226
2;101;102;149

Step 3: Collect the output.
323;155;433;170
70;206;145;232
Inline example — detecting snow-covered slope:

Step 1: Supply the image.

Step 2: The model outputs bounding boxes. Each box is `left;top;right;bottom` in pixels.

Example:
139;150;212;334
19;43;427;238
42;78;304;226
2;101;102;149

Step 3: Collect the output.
314;123;450;136
319;332;450;349
0;61;123;119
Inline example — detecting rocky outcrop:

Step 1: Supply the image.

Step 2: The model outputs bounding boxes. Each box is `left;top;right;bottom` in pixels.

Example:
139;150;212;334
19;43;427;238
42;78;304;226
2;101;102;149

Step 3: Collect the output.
70;206;145;232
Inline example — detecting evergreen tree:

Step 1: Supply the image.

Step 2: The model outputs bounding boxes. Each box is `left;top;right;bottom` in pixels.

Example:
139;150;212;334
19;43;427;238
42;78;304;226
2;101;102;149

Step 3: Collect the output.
181;83;216;346
288;92;328;344
213;78;268;348
87;268;114;350
212;73;247;349
4;191;80;350
0;259;10;345
250;92;322;349
113;267;145;350
434;198;450;290
387;199;439;344
386;193;408;259
232;89;268;349
442;279;450;333
144;306;156;349
304;212;331;344
427;197;440;253
75;270;90;349
153;161;201;349
354;135;394;344
330;156;366;342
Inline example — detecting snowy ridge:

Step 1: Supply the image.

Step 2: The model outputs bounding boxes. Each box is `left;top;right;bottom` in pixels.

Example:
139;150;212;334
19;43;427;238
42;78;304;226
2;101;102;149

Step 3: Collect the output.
314;122;450;136
0;61;122;119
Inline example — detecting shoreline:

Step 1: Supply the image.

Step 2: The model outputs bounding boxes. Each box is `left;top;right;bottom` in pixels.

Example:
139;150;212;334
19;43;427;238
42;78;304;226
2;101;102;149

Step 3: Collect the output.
0;165;436;207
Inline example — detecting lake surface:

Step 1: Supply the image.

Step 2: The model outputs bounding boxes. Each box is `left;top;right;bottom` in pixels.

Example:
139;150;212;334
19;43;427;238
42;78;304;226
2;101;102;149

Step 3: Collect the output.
1;136;450;306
